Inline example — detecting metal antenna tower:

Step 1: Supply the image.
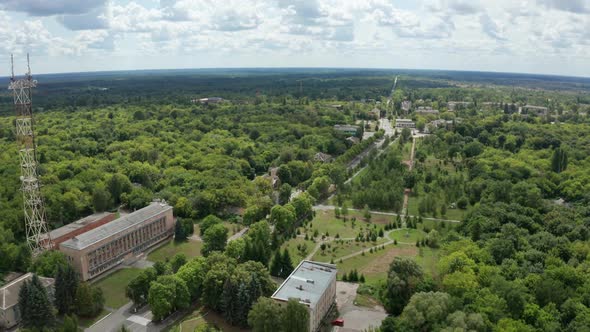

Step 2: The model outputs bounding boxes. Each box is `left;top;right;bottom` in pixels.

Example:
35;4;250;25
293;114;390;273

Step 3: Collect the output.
9;54;52;255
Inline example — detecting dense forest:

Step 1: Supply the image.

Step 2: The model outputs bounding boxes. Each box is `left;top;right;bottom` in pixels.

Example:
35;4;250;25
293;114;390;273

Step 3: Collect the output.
2;69;590;331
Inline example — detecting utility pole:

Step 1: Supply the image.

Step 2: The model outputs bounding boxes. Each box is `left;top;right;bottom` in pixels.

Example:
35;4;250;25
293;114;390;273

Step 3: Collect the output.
9;54;52;255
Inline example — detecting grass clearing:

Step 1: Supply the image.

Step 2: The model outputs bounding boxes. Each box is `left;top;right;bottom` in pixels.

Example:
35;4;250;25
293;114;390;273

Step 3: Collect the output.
407;196;466;221
415;247;441;279
168;305;248;332
147;239;203;262
94;268;143;309
312;238;389;263
388;228;426;243
281;237;316;265
336;244;418;283
305;210;387;240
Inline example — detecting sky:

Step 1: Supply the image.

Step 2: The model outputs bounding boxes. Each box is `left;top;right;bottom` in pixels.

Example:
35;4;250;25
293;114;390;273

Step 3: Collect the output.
0;0;589;77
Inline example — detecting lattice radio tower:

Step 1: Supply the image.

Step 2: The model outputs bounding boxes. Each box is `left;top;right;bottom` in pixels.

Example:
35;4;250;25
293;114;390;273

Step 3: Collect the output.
9;54;52;255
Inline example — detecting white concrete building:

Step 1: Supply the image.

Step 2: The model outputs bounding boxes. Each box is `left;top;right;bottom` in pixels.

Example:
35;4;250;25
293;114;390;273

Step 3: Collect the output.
272;260;337;332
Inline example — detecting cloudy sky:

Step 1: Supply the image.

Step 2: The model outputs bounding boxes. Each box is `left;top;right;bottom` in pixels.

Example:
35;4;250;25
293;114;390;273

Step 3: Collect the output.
0;0;589;76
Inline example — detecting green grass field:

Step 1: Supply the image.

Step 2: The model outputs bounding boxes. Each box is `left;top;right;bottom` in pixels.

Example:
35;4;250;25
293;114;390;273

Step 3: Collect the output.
407;196;466;221
94;268;143;309
147;239;203;262
335;244;418;283
415;247;441;280
280;237;316;266
388;228;427;243
306;210;388;240
311;237;388;263
167;305;248;332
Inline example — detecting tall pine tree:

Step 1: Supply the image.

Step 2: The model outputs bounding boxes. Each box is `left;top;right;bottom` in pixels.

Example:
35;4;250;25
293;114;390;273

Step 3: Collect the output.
18;275;55;329
55;264;79;315
280;249;294;279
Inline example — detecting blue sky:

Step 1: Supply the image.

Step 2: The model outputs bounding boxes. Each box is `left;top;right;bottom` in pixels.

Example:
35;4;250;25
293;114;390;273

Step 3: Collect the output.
0;0;589;76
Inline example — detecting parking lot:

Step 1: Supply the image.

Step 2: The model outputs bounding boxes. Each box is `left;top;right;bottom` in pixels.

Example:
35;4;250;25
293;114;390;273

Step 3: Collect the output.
333;282;387;332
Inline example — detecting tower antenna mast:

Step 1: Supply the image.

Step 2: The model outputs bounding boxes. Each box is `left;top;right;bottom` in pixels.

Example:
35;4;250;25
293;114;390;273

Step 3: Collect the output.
9;54;52;255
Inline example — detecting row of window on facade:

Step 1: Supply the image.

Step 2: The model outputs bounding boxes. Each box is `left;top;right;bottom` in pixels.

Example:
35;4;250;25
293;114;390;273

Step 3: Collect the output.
88;218;166;269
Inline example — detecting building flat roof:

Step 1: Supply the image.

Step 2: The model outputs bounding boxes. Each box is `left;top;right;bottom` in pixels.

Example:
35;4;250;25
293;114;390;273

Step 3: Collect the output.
40;212;114;241
271;260;337;309
60;202;172;251
1;273;54;309
396;118;414;122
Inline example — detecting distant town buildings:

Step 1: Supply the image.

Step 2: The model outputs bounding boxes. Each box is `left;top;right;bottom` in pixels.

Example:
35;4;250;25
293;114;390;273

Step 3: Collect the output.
447;101;471;111
395;119;416;128
59;202;174;281
426;119;454;133
271;260;337;332
191;97;224;104
0;273;55;329
519;105;549;116
415;106;439;115
334;124;359;136
401;101;412;112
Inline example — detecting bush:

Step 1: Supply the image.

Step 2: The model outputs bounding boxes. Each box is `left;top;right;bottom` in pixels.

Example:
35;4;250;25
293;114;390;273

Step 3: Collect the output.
457;196;469;210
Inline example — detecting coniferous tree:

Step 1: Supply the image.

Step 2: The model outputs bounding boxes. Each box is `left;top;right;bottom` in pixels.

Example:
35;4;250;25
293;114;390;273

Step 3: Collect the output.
222;279;238;325
551;147;568;173
175;219;187;241
270;251;282;277
280;249;294;278
19;275;55;329
55;263;79;315
236;282;251;327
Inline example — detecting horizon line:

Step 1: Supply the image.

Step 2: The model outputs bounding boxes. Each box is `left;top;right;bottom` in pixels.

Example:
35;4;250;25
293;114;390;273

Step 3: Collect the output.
1;66;589;81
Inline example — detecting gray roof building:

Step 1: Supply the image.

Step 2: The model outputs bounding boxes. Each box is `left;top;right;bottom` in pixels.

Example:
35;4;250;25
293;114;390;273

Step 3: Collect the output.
272;260;337;331
1;273;55;329
61;202;172;251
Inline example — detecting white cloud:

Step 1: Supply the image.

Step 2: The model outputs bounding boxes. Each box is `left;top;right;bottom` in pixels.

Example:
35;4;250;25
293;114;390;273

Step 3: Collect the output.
479;13;507;41
537;0;590;13
0;0;106;16
0;0;589;76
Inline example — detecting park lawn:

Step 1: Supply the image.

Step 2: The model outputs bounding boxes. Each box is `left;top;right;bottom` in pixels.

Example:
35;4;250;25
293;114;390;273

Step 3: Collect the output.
196;221;240;237
168;305;248;332
401;141;413;161
308;210;388;239
306;210;359;239
312;238;389;263
388;228;427;244
280;237;316;266
414;247;441;279
77;309;110;328
336;244;418;284
147;239;203;262
94;268;143;309
407;196;466;221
